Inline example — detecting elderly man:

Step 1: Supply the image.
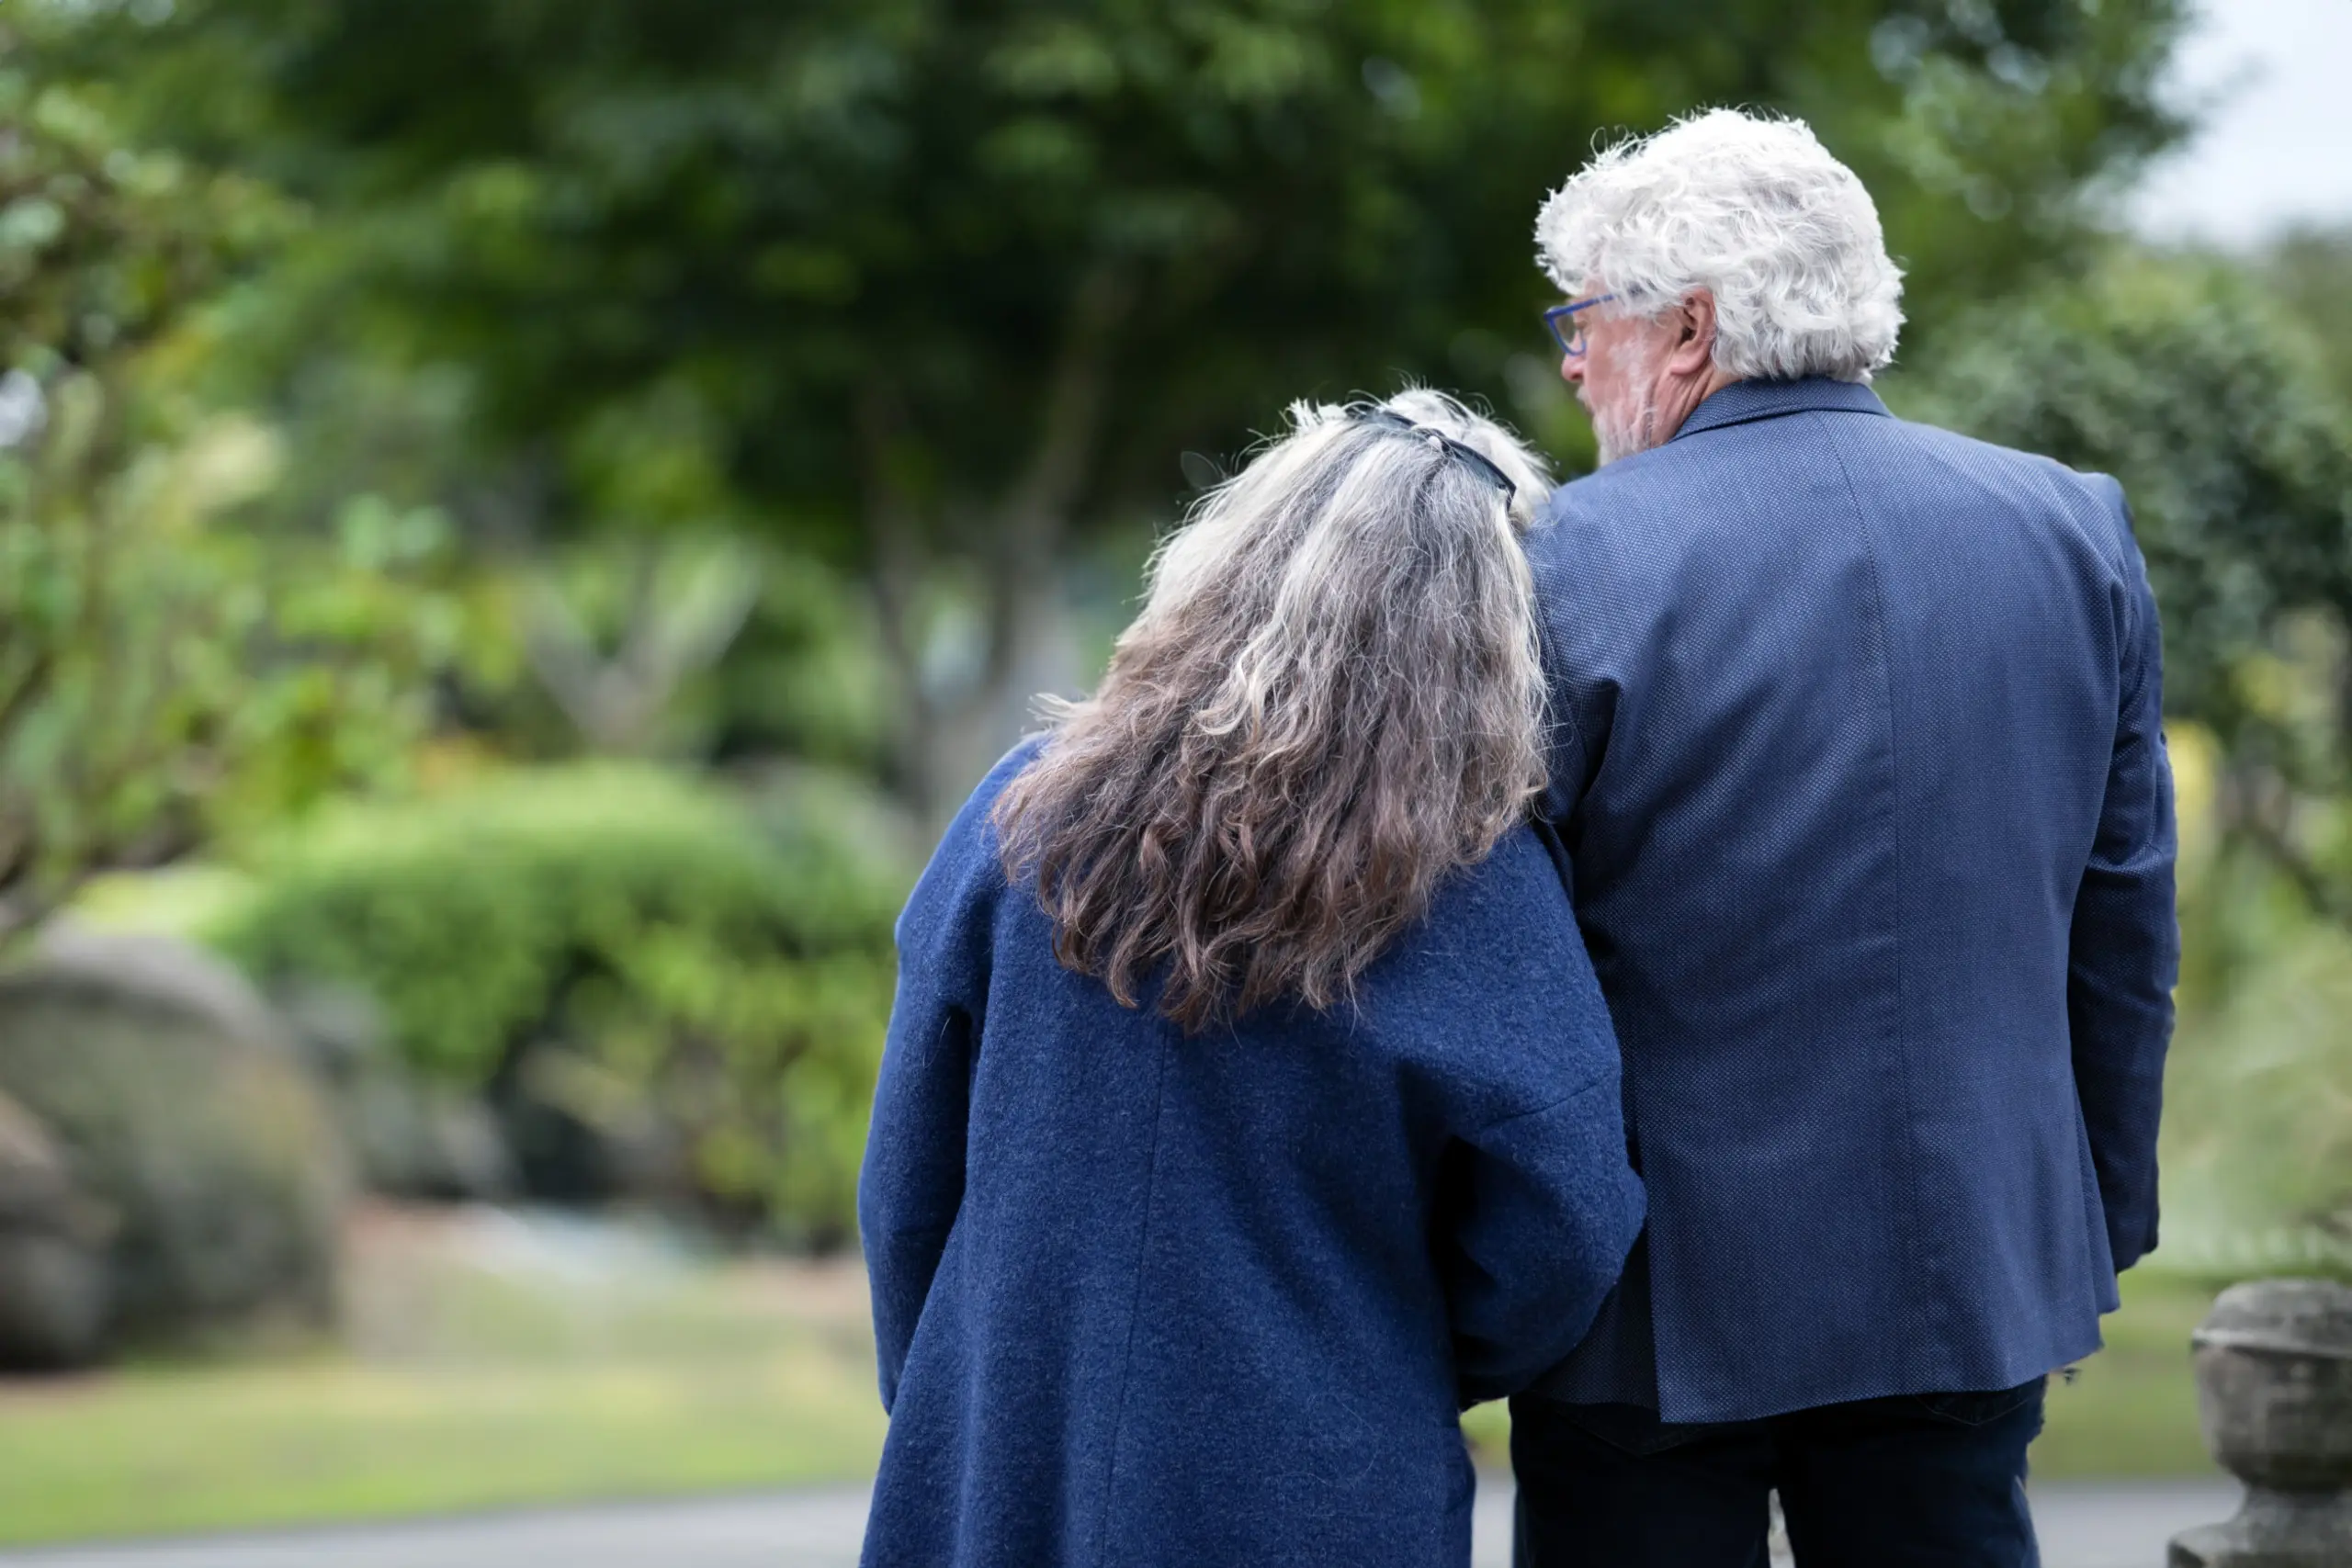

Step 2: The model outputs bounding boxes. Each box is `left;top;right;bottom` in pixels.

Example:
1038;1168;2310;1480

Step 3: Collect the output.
1511;110;2177;1565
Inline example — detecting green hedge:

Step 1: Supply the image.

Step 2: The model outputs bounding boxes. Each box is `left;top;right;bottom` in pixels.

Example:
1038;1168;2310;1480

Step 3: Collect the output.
211;764;907;1246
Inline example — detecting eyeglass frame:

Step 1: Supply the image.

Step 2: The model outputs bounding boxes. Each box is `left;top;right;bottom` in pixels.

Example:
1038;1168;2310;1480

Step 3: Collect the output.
1543;292;1619;359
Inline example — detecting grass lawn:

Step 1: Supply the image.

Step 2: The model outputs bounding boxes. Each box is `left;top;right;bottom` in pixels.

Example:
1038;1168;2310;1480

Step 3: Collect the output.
1462;1269;2224;1481
2034;1269;2220;1480
0;1209;2222;1549
0;1207;888;1548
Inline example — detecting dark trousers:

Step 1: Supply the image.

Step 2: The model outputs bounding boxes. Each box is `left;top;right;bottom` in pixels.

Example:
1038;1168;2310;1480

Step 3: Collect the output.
1510;1378;2047;1568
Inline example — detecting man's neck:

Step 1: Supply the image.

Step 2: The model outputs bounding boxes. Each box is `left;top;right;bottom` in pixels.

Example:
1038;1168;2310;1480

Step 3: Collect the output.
1657;367;1744;445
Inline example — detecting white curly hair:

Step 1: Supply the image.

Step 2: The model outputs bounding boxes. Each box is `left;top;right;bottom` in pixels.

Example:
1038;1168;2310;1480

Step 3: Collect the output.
1535;108;1905;383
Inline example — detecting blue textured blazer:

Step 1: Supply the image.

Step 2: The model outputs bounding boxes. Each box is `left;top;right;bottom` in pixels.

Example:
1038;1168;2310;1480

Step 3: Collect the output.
1524;377;2179;1425
859;743;1645;1568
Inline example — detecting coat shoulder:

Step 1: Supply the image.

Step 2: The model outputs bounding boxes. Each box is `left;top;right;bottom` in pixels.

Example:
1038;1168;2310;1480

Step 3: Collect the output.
1883;415;2125;507
894;737;1044;957
1362;826;1616;1122
1530;413;2137;581
1871;415;2143;577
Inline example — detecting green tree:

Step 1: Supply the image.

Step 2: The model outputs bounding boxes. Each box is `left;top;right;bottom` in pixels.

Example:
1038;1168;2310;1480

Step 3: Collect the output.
0;64;450;948
44;0;2190;813
2264;226;2352;413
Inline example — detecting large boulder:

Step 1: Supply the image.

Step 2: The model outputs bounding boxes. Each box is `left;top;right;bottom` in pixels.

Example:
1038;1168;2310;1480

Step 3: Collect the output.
0;1087;110;1369
0;927;350;1352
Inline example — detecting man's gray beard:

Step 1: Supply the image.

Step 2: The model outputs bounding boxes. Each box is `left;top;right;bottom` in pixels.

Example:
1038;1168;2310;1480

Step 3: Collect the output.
1595;399;1658;466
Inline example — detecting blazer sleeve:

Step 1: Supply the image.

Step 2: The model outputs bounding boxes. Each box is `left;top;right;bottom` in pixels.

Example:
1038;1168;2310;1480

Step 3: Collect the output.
1530;549;1598;840
2068;484;2180;1273
1444;1072;1646;1407
858;824;992;1413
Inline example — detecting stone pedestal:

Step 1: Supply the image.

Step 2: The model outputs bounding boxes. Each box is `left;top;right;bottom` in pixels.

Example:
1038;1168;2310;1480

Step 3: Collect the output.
2170;1279;2352;1567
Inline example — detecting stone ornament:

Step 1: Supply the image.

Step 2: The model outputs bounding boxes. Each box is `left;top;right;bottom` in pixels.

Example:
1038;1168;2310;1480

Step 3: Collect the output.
2171;1278;2352;1567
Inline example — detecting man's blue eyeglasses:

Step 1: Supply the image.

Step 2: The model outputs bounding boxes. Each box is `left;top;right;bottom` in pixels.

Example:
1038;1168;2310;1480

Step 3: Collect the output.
1544;293;1617;359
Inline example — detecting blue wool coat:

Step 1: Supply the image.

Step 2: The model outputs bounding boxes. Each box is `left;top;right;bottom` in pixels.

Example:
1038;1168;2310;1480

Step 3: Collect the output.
859;743;1645;1568
1525;377;2179;1425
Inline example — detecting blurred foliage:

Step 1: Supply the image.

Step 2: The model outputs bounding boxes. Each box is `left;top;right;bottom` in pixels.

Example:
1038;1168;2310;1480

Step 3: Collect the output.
2264;226;2352;413
0;63;457;948
501;533;893;769
1897;251;2352;1269
211;765;907;1246
24;0;2191;809
2158;843;2352;1277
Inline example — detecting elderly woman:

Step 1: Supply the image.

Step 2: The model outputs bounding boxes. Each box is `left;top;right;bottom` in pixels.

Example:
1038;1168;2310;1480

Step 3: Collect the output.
1510;110;2175;1568
858;391;1645;1568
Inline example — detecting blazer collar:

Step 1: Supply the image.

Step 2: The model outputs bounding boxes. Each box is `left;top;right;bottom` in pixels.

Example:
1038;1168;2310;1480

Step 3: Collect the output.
1669;376;1891;442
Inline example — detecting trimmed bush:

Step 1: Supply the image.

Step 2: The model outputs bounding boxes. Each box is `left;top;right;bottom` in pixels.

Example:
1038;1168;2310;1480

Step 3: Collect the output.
211;764;907;1247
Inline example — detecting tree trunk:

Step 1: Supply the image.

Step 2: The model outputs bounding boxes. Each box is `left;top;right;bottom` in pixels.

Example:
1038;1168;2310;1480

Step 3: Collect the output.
924;567;1085;821
861;262;1133;828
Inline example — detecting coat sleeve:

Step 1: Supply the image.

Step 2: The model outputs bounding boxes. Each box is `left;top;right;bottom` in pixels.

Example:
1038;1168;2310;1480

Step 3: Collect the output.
2068;484;2180;1273
1443;1072;1646;1407
858;824;992;1414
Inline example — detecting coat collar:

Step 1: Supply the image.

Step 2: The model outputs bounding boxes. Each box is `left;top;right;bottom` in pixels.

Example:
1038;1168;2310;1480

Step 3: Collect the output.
1669;376;1891;443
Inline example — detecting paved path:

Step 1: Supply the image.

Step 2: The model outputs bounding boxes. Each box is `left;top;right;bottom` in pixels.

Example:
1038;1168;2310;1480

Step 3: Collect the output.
0;1477;2239;1567
2026;1481;2242;1568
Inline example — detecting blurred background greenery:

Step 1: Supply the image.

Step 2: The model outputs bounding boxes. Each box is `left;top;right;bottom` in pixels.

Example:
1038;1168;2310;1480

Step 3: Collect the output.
0;0;2347;1546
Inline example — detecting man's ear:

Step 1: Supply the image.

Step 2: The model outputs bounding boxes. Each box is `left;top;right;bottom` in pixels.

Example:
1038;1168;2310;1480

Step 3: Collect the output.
1668;289;1719;378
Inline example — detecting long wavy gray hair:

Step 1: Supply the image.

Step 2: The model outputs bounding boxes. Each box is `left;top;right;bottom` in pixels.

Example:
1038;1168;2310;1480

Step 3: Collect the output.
992;389;1553;1032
